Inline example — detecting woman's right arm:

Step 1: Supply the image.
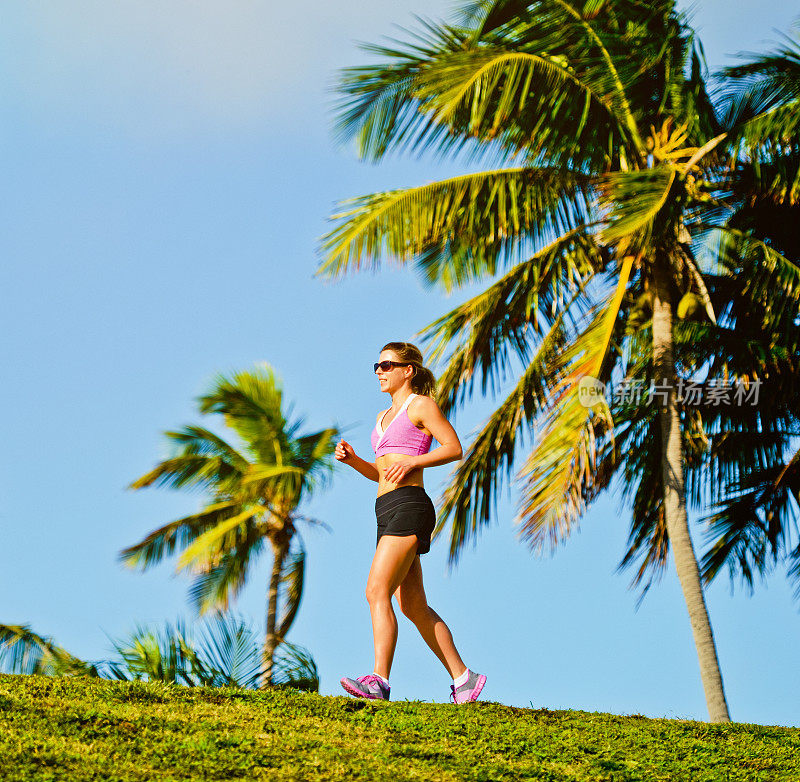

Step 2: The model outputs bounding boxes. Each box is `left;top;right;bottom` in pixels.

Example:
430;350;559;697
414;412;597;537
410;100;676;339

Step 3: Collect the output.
335;439;379;482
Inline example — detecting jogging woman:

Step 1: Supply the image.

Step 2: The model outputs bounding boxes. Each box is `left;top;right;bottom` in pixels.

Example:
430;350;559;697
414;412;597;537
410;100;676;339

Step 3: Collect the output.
334;341;486;704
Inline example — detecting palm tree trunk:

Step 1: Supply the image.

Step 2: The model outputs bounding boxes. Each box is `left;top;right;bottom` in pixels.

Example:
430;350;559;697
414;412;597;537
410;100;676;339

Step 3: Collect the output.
651;258;731;723
261;538;289;689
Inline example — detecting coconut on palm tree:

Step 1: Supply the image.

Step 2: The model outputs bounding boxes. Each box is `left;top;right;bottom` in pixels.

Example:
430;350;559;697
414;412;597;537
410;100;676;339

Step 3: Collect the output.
317;1;799;721
120;364;337;687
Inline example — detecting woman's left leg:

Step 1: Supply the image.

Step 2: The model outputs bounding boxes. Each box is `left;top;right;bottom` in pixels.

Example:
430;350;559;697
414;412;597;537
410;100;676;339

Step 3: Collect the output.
394;555;467;679
365;534;420;679
395;551;487;704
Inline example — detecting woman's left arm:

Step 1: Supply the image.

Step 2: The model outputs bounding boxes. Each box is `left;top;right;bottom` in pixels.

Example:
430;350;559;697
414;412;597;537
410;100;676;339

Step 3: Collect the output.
381;396;462;483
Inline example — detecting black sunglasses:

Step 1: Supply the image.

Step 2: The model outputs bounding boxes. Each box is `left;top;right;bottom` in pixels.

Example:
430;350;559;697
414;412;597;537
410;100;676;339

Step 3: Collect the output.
374;360;411;372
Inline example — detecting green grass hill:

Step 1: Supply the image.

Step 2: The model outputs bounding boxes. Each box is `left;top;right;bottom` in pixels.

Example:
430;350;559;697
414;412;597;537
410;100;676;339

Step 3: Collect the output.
1;674;797;781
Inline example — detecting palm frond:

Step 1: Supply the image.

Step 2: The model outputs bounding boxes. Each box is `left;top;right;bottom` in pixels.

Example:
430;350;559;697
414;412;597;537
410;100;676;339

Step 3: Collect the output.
331;17;479;163
516;255;636;551
290;428;338;493
434;315;569;563
412;45;629;167
192;613;263;688
487;1;677;148
680;251;717;324
187;541;265;616
600;164;678;247
612;405;670;606
714;228;800;335
118;500;241;570
720;32;800;188
699;457;799;592
240;464;306;507
458;0;531;39
0;624;94;677
276;539;305;641
720;29;800;140
105;614;317;691
728;153;800;252
541;0;646;153
336;0;686;170
515;372;609;552
196;365;295;464
160;425;251;471
271;641;319;692
419;228;604;415
317;167;590;291
106;620;199;685
129;428;248;494
733;101;800;158
175;508;259;574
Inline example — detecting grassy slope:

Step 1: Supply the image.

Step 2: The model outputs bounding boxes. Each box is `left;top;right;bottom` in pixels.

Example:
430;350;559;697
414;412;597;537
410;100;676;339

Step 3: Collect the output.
1;674;797;781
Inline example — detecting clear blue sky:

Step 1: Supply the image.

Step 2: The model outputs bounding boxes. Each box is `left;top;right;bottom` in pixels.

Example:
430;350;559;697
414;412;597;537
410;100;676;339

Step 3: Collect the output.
1;1;798;727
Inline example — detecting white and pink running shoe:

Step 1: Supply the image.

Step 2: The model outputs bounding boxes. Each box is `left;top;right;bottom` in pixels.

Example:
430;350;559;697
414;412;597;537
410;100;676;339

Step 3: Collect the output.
450;669;486;704
340;674;391;701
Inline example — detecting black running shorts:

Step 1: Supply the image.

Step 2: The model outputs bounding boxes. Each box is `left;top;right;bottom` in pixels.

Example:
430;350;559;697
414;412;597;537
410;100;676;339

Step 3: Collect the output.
375;485;436;555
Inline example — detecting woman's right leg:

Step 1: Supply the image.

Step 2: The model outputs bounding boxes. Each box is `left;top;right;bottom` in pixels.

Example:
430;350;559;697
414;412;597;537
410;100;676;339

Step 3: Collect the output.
394;556;466;680
366;534;421;679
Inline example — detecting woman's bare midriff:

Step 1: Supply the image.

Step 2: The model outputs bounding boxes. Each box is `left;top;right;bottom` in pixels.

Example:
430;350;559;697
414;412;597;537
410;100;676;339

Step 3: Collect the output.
376;453;424;497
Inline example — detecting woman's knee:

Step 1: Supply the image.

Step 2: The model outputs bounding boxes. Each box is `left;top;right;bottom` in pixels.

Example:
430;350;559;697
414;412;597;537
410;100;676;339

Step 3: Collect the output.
366;580;391;606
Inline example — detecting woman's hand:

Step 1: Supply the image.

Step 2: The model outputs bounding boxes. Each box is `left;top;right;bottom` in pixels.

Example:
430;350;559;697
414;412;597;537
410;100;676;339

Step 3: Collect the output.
382;458;418;484
335;439;356;464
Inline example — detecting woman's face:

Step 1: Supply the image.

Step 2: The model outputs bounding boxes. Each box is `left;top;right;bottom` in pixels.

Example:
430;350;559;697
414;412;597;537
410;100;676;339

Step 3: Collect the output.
375;350;412;394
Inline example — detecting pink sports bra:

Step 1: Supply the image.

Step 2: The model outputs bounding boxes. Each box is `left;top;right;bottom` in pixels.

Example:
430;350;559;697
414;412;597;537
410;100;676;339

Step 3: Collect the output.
371;393;433;458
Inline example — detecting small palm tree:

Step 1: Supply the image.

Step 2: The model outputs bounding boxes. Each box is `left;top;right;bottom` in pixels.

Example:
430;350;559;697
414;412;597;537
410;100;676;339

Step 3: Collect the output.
106;614;319;691
0;625;97;677
105;619;203;686
317;1;799;721
120;364;336;687
0;615;319;691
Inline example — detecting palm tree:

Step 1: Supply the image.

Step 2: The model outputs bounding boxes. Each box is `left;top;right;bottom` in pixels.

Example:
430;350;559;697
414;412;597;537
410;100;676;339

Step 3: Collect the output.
317;1;799;721
120;364;336;687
